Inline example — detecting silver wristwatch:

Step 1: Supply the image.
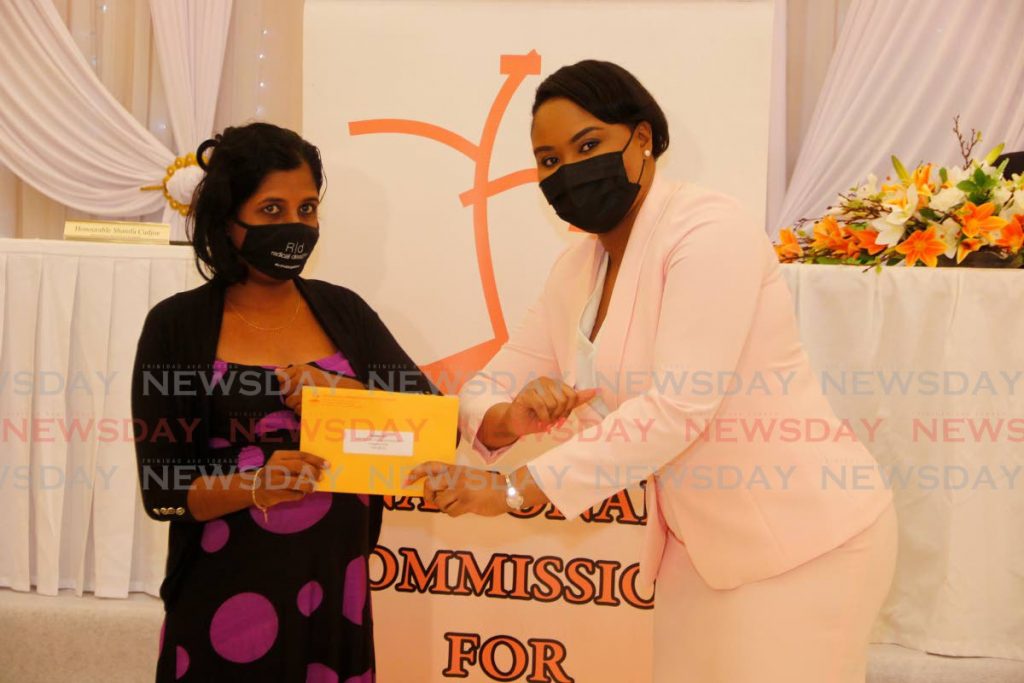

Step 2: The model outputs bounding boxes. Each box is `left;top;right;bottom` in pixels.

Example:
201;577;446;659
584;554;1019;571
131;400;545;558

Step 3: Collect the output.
504;473;525;511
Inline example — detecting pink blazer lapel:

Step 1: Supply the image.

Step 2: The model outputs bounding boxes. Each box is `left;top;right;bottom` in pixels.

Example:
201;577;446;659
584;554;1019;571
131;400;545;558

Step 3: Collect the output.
593;174;677;409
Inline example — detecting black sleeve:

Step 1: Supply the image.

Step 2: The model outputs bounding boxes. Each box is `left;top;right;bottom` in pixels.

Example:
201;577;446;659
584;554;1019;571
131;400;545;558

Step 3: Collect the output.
131;301;209;523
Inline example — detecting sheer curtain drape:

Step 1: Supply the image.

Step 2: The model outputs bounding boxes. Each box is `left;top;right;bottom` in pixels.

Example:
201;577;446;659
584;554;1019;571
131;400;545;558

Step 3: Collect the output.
0;0;303;240
148;0;233;238
0;0;233;241
0;0;175;217
773;0;1024;235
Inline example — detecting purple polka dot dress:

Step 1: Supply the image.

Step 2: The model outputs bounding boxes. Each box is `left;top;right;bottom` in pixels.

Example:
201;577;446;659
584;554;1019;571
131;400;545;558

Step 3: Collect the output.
155;351;377;682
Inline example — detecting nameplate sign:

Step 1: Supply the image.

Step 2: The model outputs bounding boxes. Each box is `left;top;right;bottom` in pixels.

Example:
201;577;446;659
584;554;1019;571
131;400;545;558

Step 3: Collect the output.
63;220;171;245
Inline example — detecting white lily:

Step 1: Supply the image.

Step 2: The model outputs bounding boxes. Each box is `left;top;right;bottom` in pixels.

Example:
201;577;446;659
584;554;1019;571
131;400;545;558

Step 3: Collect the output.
998;190;1024;221
930;186;966;213
872;183;918;245
944;165;970;186
991;185;1011;208
855;173;879;199
936;218;960;258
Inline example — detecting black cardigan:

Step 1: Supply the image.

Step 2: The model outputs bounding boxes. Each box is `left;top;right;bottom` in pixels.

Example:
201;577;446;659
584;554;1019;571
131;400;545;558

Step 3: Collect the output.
131;276;439;606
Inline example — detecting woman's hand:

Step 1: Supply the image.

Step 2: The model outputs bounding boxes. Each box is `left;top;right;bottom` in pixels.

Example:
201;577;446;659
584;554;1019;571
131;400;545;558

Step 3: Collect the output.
506;378;599;436
403;463;508;517
274;364;365;414
250;450;330;508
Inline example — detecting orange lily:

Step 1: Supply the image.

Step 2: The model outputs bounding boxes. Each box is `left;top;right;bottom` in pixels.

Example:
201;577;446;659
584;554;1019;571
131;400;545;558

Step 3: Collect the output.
994;215;1024;253
775;228;803;260
850;228;886;255
959;202;1008;240
895;226;948;267
956;237;984;264
911;164;934;204
811;216;840;250
811;216;856;256
841;230;863;257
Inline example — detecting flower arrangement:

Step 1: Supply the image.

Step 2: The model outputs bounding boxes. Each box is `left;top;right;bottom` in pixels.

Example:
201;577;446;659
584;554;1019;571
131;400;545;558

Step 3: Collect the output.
775;118;1024;268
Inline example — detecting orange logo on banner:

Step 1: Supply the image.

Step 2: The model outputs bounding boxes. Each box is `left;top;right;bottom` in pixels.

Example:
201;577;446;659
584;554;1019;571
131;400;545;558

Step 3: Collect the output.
349;51;556;393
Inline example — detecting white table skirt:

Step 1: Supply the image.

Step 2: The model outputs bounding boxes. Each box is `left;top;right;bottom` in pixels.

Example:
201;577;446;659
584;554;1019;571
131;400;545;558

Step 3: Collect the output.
780;264;1023;660
0;240;1020;660
0;239;202;597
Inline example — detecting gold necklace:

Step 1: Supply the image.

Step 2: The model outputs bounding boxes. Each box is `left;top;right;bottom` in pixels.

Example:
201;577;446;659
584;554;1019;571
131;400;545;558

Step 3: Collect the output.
225;298;302;332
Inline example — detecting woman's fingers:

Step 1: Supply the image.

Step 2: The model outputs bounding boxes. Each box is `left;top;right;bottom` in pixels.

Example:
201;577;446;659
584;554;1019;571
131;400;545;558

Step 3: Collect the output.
444;501;467;518
538;378;570;421
404;461;453;487
433;489;458;512
336;376;366;391
536;378;565;419
514;379;601;431
525;388;559;425
572;387;600;407
274;366;298;394
263;460;323;491
297;451;330;470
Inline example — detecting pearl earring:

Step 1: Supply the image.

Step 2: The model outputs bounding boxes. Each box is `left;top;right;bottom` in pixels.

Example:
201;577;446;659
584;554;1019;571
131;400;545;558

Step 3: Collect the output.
644;149;652;158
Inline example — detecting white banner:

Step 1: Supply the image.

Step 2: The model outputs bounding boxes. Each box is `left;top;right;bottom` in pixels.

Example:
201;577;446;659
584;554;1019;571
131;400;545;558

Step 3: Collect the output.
304;1;775;680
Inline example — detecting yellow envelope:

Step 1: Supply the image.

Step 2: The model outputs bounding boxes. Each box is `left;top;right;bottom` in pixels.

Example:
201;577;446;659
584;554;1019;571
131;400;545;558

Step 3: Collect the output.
299;386;458;496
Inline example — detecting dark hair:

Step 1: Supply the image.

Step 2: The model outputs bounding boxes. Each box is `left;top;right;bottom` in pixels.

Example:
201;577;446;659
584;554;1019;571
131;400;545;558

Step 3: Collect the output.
189;122;325;283
532;60;669;158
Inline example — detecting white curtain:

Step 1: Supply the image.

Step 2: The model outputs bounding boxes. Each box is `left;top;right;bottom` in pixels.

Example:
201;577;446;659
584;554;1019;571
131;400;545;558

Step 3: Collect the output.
0;0;302;241
149;0;231;158
0;0;174;217
773;0;1024;235
0;0;234;241
148;0;232;237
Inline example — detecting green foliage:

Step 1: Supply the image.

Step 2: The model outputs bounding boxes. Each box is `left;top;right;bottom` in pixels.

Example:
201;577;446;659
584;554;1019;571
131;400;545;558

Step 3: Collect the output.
956;166;999;204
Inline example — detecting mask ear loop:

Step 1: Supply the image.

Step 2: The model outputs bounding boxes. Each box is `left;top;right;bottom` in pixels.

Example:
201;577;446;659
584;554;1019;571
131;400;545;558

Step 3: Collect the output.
621;124;648;187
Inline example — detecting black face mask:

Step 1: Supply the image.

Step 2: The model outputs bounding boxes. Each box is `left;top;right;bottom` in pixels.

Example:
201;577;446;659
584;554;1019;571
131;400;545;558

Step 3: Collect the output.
234;220;319;280
538;126;647;234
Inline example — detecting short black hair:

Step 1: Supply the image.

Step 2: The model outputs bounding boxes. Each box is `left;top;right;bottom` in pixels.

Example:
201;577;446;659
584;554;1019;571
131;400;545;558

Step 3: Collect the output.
189;122;325;283
532;60;669;158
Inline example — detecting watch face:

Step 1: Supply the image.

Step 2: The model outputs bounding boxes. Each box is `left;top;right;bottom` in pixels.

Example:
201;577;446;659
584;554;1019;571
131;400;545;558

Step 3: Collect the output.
506;489;525;510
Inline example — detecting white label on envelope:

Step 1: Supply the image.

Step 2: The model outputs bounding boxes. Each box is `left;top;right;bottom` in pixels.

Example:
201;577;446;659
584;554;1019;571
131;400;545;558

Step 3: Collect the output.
343;429;415;456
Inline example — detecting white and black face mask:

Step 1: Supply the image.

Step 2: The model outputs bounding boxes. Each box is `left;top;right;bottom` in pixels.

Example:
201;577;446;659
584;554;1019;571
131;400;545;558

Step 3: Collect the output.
233;220;319;280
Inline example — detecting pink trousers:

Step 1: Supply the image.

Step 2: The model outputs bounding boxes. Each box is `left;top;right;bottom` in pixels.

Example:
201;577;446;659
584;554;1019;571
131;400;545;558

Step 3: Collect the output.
653;503;898;682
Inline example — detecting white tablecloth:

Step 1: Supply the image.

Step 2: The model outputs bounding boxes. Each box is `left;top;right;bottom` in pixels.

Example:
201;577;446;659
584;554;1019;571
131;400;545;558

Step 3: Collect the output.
0;241;1020;660
0;238;202;597
780;264;1023;660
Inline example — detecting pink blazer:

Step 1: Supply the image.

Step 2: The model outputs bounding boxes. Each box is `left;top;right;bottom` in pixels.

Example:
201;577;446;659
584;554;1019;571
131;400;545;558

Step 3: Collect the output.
458;174;893;592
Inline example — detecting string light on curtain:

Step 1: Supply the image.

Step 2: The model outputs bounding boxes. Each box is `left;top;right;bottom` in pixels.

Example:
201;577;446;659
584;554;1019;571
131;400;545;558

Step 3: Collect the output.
95;0;107;71
255;18;269;120
84;0;102;73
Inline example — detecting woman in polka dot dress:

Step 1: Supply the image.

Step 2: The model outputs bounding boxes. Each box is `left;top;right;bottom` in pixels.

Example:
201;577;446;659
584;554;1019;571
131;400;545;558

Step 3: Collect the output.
131;123;442;682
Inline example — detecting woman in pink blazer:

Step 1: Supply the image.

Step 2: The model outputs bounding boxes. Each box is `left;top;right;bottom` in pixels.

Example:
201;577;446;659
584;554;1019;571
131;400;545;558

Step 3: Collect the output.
408;60;897;682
